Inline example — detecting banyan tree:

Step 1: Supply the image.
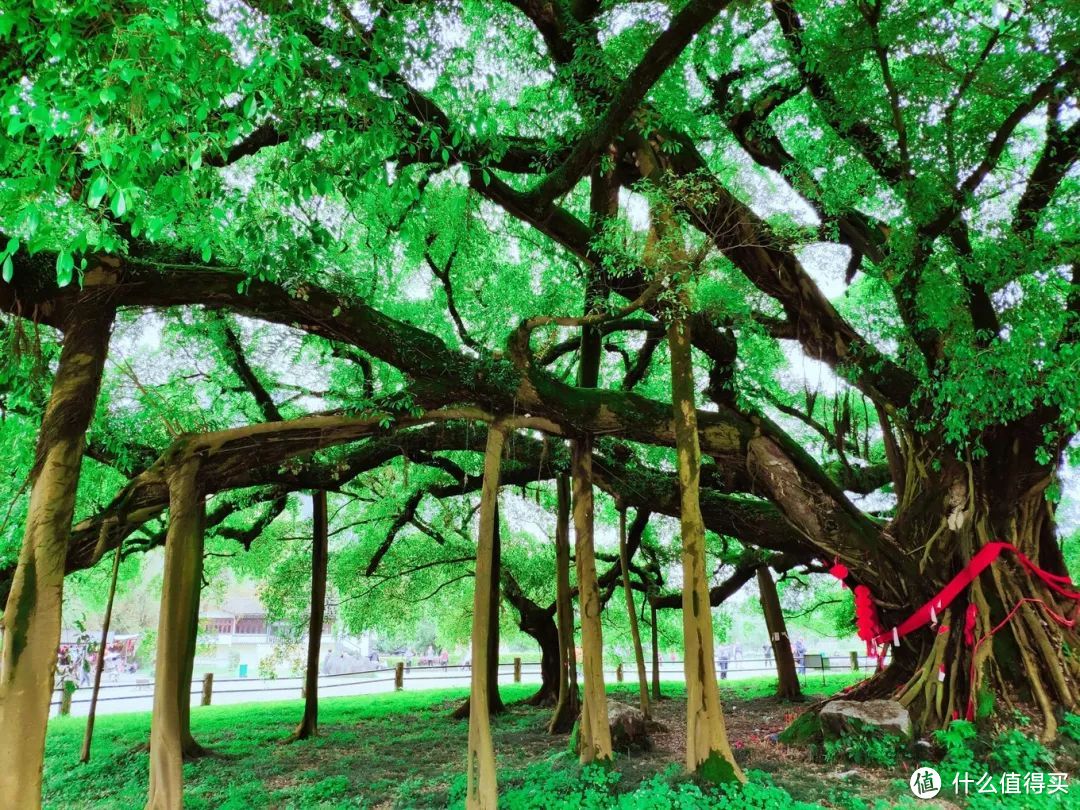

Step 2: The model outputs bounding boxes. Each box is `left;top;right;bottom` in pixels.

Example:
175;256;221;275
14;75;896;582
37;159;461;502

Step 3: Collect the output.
1;0;1079;807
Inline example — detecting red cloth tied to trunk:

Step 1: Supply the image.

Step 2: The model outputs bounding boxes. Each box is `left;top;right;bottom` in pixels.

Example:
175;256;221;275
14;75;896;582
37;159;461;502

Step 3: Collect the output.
871;541;1080;648
854;585;881;655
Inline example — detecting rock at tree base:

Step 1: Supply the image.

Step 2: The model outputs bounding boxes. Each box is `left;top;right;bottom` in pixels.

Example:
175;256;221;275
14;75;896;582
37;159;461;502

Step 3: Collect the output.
607;701;651;751
820;700;911;739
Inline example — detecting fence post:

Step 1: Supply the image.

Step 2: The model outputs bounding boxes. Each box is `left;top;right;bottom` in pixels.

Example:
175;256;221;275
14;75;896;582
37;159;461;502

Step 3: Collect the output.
395;661;404;690
513;657;521;683
616;663;623;683
850;651;859;672
201;673;214;706
60;681;74;716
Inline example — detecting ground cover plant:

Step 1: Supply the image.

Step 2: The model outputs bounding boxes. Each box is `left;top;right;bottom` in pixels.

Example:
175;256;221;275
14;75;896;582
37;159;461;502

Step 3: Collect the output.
44;680;1080;808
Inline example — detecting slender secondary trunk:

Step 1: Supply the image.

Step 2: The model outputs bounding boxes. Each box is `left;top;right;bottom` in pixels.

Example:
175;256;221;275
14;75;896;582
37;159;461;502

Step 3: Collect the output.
291;490;328;741
80;539;124;763
0;290;115;809
466;424;506;810
669;315;745;784
177;533;207;761
650;601;662;700
619;509;650;718
572;439;613;763
757;566;801;701
549;474;580;733
147;456;205;810
453;501;504;719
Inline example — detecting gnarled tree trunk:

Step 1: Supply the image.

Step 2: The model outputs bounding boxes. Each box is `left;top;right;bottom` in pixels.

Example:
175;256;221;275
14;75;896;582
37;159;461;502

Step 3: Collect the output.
502;572;559;706
291;489;328;741
147;456;206;810
757;565;801;701
465;424;506;810
619;508;650;718
838;438;1080;741
549;474;580;733
0;290;115;809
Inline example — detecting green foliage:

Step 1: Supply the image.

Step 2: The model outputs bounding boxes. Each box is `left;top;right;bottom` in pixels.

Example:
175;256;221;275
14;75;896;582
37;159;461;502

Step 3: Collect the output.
823;721;908;768
1061;713;1080;744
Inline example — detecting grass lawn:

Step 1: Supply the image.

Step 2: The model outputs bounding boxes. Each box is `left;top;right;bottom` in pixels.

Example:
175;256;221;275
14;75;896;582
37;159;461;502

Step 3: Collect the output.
43;672;1078;808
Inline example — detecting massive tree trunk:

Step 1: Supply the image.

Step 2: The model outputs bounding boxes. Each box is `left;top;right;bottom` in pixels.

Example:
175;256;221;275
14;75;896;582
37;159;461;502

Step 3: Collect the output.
669;314;744;784
757;566;801;701
844;442;1080;740
0;289;115;810
147;455;206;810
572;439;613;762
549;473;580;733
619;508;650;718
466;424;506;810
291;490;328;741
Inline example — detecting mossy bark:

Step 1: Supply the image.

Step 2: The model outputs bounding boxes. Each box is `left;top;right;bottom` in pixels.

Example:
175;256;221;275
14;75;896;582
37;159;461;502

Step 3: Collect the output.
549;474;580;733
669;315;745;784
619;509;651;718
466;425;505;810
572;438;613;763
146;456;205;810
291;490;328;741
757;566;802;701
0;293;115;809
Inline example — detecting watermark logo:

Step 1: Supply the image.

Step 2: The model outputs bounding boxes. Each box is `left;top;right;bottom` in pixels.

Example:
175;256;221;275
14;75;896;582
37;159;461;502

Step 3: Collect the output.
910;767;942;799
908;769;1070;799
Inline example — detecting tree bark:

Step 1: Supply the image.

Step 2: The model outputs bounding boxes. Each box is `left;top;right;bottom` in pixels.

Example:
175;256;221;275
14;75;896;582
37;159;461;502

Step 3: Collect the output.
757;566;801;701
80;539;124;763
549;473;580;733
147;456;205;810
670;314;744;784
836;444;1080;740
453;499;504;720
466;424;506;810
650;601;662;700
503;578;560;707
572;439;613;762
291;490;328;741
177;528;207;761
0;289;115;810
619;508;650;717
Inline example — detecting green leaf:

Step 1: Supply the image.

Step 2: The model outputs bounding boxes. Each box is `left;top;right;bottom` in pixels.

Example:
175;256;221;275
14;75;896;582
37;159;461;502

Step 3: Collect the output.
56;251;74;287
2;256;12;283
111;189;127;218
87;175;109;208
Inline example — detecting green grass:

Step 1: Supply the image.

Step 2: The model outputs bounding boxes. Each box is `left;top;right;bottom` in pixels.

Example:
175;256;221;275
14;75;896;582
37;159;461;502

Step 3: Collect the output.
42;674;861;809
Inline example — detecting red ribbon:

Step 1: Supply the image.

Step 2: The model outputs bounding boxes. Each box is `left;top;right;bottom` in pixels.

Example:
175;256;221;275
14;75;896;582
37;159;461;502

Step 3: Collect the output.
871;542;1080;647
